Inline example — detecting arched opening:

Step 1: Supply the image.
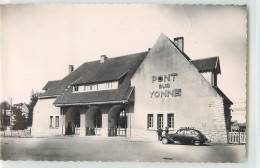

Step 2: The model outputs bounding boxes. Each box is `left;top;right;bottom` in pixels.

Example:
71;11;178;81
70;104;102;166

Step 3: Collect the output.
108;105;127;137
117;110;127;129
65;107;80;135
94;111;102;128
86;106;102;136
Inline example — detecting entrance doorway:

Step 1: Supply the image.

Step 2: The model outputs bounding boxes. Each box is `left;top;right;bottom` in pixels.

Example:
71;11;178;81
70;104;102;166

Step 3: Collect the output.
116;110;127;136
65;107;80;135
86;106;102;136
108;105;127;137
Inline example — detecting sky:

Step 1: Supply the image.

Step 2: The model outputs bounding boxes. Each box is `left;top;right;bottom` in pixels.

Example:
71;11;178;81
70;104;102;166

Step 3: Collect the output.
0;4;247;122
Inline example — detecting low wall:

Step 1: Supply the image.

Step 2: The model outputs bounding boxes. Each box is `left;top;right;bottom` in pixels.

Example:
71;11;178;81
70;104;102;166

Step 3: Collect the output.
1;130;31;137
31;127;62;137
129;128;228;143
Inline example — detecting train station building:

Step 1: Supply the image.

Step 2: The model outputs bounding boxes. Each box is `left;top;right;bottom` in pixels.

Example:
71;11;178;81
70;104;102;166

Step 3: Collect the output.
32;33;232;143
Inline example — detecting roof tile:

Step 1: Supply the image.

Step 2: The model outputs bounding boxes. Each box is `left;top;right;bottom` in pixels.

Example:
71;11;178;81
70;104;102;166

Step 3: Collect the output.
42;80;61;91
51;51;148;105
191;57;221;74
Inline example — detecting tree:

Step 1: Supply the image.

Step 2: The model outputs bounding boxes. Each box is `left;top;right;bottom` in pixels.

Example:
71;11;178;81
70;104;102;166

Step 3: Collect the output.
26;91;39;127
1;101;11;130
12;107;26;130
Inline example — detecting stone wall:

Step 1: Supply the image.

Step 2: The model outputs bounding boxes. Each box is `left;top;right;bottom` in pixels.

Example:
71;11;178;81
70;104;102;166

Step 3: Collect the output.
128;128;158;142
202;99;228;143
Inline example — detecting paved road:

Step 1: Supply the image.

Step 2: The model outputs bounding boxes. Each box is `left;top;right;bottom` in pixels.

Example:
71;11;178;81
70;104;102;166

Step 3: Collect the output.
0;136;245;162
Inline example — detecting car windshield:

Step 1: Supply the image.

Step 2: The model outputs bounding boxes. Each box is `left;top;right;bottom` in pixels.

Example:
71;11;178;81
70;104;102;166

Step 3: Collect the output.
184;130;190;134
194;130;202;135
177;129;203;135
177;130;183;134
191;130;199;135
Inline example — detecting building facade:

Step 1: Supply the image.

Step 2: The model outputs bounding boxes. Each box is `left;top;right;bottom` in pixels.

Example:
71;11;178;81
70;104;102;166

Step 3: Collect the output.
13;103;29;118
32;34;232;143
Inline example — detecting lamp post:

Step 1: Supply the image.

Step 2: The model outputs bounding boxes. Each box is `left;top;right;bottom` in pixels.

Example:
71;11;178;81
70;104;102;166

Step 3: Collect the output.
9;98;12;136
2;102;7;136
10;98;12;127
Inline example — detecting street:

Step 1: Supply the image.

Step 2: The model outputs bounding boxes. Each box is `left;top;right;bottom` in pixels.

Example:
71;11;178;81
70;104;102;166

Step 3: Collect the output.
0;136;245;162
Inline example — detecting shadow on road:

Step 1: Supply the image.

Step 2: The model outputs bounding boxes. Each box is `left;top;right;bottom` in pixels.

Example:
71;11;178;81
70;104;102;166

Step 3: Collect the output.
162;157;174;160
161;142;211;146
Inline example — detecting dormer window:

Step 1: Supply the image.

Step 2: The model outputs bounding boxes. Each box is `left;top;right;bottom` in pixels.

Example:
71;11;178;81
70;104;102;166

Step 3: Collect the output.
73;81;118;93
107;82;115;89
85;84;98;91
74;86;79;92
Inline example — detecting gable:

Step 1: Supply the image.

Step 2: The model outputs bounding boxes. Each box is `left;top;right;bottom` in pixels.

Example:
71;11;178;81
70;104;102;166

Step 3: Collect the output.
131;33;226;111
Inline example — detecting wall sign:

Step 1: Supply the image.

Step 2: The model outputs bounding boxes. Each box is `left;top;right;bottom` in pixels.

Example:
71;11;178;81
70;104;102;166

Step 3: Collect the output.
150;73;182;98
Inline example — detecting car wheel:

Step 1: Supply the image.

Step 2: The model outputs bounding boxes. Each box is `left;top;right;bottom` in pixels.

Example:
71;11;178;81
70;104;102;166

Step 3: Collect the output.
162;138;169;144
194;141;201;146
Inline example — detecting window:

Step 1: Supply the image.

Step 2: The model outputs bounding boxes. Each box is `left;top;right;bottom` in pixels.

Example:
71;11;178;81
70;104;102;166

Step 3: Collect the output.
157;114;163;128
147;114;153;128
117;110;127;128
184;130;190;134
177;130;184;134
55;116;59;128
192;130;199;135
74;81;118;92
85;84;98;91
167;114;174;128
107;81;118;89
74;86;79;92
78;85;84;92
75;111;80;127
94;111;102;128
107;82;111;89
50;116;53;127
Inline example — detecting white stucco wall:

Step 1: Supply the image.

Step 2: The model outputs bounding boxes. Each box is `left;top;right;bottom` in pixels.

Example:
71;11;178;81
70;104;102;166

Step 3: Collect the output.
131;34;228;143
31;98;62;137
201;72;212;84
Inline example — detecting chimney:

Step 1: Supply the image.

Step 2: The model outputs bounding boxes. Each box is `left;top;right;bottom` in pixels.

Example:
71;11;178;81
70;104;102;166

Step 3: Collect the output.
211;72;218;86
100;55;107;63
68;65;74;74
173;37;184;52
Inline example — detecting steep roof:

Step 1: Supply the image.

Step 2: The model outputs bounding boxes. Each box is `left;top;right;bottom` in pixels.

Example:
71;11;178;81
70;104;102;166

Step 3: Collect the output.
212;86;233;105
54;86;135;105
191;56;221;74
40;51;148;105
42;80;61;91
167;36;191;61
40;34;231;106
166;36;221;75
72;53;142;85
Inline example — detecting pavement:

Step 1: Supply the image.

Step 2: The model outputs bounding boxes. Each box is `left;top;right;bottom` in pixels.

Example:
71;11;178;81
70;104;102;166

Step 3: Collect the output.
0;136;246;162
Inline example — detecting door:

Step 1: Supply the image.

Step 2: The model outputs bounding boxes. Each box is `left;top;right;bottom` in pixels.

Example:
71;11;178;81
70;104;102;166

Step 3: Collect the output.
174;130;184;141
94;111;102;135
116;110;127;136
183;130;193;142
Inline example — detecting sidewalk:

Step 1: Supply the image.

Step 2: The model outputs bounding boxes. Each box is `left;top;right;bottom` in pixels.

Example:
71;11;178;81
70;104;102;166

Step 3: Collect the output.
27;134;159;144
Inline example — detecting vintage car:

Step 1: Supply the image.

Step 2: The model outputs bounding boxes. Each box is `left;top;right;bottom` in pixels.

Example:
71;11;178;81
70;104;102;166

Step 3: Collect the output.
161;127;208;146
